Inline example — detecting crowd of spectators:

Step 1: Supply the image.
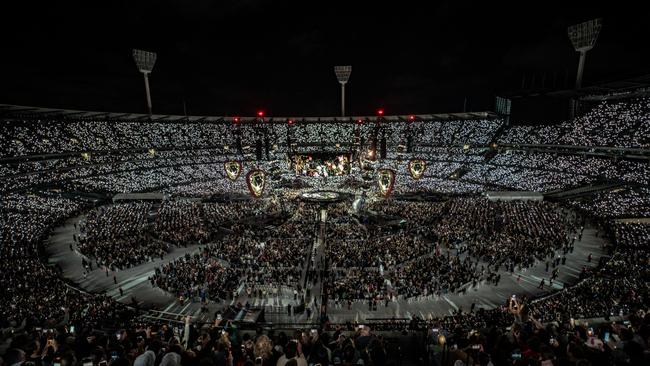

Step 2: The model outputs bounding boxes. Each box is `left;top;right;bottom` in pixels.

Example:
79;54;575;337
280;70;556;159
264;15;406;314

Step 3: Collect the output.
462;163;596;192
155;201;208;246
75;198;288;272
1;189;649;366
327;269;389;305
0;192;140;334
151;234;309;302
326;198;579;301
370;198;575;268
411;119;503;146
1;96;649;365
0;115;504;197
389;254;476;299
77;203;167;270
150;199;313;303
203;201;270;225
2;101;646;196
0;117;503;161
499;97;650;148
152;247;241;302
527;220;649;323
569;188;650;219
2;298;648;366
484;151;650;190
1;193;87;326
326;232;431;268
2;316;427;366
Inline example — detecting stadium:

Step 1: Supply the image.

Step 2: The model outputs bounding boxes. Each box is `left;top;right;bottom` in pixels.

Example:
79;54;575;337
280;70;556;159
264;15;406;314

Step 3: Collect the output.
1;2;649;366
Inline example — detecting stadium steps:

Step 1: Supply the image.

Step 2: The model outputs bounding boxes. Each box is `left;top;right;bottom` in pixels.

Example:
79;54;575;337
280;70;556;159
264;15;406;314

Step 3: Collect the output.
147;202;161;224
481;148;498;163
544;182;626;200
448;166;470;180
489;121;510;145
58;191;111;204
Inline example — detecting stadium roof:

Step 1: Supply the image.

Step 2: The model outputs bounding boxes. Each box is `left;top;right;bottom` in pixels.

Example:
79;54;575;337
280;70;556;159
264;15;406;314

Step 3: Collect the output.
502;74;650;101
0;104;497;123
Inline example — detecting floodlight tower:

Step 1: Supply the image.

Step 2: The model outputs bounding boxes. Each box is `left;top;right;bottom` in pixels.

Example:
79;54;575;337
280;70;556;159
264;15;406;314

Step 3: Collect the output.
568;18;602;90
334;65;352;116
132;49;157;115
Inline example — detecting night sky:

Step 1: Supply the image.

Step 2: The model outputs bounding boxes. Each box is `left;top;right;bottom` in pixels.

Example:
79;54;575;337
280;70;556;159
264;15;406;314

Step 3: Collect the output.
2;1;649;117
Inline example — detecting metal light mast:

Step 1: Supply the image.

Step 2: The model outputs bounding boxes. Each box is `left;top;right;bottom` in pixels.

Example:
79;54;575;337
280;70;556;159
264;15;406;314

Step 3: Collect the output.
334;65;352;116
568;18;602;90
132;49;157;115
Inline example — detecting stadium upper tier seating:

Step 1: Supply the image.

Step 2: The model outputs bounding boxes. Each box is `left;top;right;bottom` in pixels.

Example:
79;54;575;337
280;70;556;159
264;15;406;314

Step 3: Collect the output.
0;97;648;195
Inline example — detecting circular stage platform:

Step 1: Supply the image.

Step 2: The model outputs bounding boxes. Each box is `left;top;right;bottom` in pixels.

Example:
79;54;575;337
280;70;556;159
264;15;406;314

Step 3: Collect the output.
299;190;347;203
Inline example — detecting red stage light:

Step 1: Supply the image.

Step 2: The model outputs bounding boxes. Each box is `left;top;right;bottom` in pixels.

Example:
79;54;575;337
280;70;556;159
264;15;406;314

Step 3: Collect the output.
409;115;416;121
234;117;240;123
257;111;265;117
287;119;294;125
377;109;384;116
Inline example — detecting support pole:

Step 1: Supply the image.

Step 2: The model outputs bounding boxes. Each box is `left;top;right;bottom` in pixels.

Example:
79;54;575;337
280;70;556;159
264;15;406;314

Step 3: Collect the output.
143;72;152;115
575;51;587;90
341;83;346;117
